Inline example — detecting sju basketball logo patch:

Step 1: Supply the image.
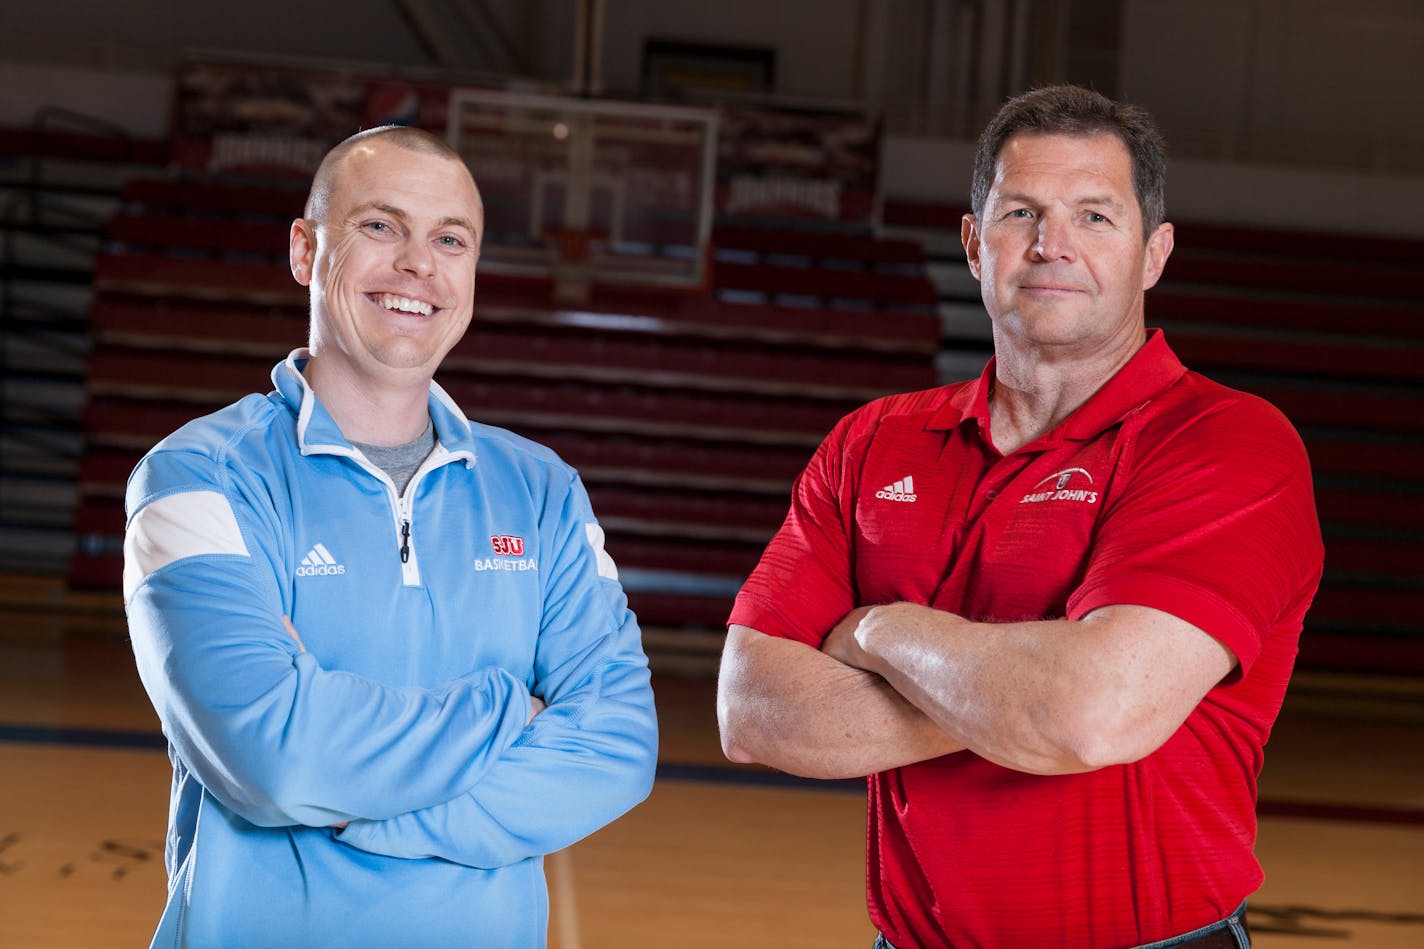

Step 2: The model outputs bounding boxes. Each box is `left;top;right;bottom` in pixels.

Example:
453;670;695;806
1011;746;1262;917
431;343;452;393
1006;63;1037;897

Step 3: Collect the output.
490;534;525;557
478;534;537;573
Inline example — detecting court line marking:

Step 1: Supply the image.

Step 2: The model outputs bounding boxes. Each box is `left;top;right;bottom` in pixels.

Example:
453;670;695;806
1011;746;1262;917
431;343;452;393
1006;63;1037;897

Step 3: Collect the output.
549;847;583;949
5;722;1422;825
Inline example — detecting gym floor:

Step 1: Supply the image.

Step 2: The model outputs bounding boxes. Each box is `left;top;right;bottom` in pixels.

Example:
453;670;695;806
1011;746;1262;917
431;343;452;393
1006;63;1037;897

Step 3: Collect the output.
1;596;1420;948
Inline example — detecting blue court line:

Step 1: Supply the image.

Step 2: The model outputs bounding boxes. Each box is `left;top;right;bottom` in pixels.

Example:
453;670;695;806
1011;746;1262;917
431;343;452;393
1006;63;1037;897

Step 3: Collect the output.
4;722;1422;823
0;721;859;792
0;722;167;750
655;761;863;793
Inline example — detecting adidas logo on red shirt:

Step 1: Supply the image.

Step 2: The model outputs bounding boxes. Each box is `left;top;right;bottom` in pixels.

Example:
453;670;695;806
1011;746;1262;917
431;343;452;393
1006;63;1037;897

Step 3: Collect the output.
875;476;917;503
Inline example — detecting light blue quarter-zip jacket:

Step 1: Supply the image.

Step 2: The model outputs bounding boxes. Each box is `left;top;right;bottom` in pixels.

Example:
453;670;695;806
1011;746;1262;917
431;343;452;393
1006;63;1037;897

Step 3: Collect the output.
124;350;658;948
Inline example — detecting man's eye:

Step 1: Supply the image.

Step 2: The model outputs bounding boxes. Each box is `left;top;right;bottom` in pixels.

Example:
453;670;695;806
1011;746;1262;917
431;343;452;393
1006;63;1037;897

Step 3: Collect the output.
437;235;464;248
364;221;393;234
1086;212;1109;224
1008;208;1034;219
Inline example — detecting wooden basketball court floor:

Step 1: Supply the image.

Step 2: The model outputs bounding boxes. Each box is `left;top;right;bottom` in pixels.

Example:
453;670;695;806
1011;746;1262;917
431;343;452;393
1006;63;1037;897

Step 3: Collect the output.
1;595;1420;947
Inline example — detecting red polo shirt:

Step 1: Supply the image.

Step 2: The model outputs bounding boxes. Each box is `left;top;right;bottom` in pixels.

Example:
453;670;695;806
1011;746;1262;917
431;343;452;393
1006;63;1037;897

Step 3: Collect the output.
730;330;1324;948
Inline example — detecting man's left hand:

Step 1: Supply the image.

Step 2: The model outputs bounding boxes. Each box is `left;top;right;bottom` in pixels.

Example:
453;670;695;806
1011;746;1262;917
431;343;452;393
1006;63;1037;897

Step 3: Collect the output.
822;605;875;669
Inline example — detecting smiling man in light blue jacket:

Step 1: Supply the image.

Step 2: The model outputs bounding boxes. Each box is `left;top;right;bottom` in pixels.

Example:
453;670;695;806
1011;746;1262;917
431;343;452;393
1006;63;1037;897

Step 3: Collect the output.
124;125;658;948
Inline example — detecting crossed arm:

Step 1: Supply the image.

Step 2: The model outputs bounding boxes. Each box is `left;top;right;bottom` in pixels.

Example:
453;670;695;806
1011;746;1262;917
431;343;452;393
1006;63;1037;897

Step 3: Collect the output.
334;560;659;868
307;478;655;868
718;382;1315;782
718;602;1235;778
717;610;963;779
286;616;544;834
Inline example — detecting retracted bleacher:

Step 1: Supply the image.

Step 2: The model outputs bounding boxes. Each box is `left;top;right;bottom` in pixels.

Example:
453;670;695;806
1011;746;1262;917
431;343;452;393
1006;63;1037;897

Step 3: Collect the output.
886;199;1424;676
77;178;1421;676
1160;221;1424;675
72;176;941;670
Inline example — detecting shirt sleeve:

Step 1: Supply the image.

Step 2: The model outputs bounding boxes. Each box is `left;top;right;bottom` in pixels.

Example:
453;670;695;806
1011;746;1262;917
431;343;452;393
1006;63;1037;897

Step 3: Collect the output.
728;413;859;646
1068;392;1324;673
126;447;532;829
335;474;658;868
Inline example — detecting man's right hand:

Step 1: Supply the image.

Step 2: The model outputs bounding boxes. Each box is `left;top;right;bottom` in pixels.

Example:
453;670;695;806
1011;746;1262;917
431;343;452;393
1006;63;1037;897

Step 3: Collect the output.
527;695;546;725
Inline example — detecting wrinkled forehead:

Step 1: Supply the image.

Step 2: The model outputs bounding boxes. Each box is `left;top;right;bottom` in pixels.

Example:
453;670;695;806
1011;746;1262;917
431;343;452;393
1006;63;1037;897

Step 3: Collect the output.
990;132;1135;198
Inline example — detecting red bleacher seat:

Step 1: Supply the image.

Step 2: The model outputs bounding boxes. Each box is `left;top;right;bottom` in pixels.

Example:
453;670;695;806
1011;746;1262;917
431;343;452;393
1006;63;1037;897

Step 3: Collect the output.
121;177;305;218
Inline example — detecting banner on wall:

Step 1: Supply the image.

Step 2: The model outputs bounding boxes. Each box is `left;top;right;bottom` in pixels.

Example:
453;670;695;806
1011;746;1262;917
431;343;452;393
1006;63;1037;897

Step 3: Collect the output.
171;61;882;230
171;61;454;177
715;104;881;227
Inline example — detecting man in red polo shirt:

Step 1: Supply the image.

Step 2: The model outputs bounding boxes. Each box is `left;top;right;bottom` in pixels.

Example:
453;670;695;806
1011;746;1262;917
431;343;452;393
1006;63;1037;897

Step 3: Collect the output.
717;85;1323;948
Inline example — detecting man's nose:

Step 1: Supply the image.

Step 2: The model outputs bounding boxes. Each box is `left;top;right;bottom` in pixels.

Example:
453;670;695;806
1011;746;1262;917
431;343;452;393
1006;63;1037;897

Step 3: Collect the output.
1031;213;1075;262
395;237;437;278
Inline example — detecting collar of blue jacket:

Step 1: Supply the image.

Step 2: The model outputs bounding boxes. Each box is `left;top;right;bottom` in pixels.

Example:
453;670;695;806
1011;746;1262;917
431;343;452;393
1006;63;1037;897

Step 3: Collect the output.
273;348;478;469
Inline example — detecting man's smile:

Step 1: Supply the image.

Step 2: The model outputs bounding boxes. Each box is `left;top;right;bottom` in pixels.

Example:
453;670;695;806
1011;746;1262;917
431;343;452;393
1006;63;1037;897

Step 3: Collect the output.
1018;282;1088;296
368;292;438;317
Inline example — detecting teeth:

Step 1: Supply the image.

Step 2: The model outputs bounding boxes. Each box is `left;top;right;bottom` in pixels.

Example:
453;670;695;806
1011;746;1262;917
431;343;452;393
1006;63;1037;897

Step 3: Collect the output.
378;294;433;316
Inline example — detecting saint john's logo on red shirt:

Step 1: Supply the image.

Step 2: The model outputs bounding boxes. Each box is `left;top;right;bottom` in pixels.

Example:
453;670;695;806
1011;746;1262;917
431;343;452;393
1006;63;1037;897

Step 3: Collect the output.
1020;467;1099;504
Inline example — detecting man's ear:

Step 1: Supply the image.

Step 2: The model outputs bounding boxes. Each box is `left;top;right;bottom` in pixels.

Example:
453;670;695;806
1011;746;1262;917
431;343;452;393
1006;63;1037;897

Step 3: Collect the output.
290;218;316;287
1141;221;1174;291
961;214;983;282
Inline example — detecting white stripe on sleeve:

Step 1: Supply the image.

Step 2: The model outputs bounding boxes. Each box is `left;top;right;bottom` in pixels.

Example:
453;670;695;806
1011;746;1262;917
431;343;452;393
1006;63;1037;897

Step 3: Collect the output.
583;522;619;581
124;490;250;601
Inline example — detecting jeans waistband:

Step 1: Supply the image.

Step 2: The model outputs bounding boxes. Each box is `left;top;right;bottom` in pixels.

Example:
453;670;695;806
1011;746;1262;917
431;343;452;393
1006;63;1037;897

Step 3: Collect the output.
1132;901;1250;948
873;902;1250;949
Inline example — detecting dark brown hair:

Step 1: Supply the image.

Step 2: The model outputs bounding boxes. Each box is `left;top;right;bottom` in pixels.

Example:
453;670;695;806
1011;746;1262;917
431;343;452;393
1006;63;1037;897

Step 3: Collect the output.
971;85;1167;235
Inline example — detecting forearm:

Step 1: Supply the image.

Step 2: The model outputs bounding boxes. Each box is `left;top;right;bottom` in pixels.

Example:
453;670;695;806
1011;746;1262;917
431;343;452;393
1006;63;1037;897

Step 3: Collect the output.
717;624;962;779
339;668;656;867
840;603;1235;774
130;568;531;827
342;527;658;869
847;606;1088;773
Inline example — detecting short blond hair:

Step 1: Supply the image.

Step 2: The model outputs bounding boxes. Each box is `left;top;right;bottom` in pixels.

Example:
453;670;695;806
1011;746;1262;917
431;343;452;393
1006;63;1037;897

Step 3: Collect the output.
304;126;469;222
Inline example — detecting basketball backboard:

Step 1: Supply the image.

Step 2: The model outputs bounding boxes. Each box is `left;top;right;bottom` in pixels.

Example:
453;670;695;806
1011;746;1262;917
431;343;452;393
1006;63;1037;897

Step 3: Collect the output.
447;89;717;298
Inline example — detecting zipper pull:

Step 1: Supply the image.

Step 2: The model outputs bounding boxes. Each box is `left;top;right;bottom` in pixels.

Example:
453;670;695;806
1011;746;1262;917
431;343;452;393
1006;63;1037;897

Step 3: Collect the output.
400;520;411;563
